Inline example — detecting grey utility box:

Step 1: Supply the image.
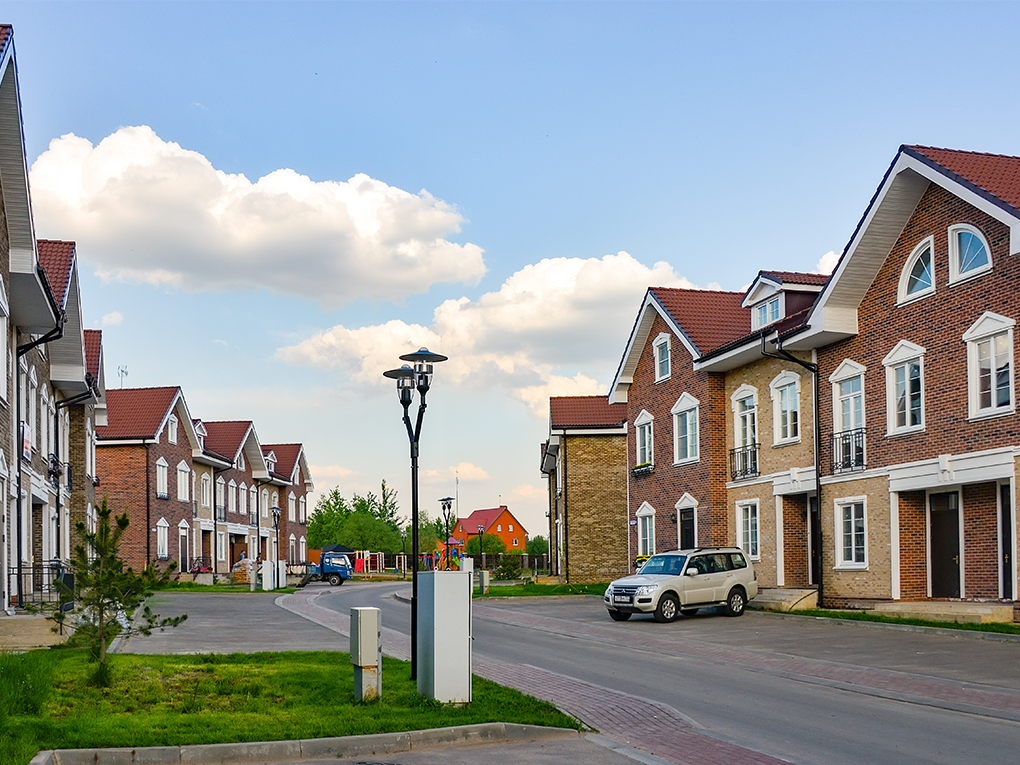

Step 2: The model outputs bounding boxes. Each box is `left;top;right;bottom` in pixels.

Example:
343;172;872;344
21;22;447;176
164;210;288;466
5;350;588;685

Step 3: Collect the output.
350;606;382;700
416;570;472;704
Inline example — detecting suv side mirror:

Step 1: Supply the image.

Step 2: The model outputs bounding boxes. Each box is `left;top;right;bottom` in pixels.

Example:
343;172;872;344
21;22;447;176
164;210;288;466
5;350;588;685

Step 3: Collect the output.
685;569;698;576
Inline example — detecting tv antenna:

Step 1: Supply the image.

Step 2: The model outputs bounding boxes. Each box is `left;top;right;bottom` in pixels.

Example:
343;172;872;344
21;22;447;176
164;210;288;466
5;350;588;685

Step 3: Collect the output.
117;365;128;388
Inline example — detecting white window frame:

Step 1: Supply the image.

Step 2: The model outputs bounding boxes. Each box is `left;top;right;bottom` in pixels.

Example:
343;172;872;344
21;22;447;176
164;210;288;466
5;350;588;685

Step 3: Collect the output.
897;236;936;304
156;457;169;499
216;476;226;510
217;531;226;561
736;500;760;560
300;536;307;562
753;295;783;329
883;341;926;436
671;392;700;465
634;409;654;467
288;492;297;522
250;486;258;518
201;473;211;508
731;384;758;448
653;332;671;382
299;496;306;523
769;370;801;445
228;480;237;513
177;461;190;501
156;517;170;559
834;495;868;570
948;223;992;284
239;482;248;515
237;452;245;471
636;501;656;557
829;359;867;432
262;489;270;518
963;311;1015;420
167;414;178;444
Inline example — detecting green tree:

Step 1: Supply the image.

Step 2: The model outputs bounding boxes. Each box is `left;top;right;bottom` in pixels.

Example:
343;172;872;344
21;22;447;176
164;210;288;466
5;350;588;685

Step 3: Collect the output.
337;511;402;553
306;487;353;548
52;500;186;686
526;535;549;557
464;533;507;556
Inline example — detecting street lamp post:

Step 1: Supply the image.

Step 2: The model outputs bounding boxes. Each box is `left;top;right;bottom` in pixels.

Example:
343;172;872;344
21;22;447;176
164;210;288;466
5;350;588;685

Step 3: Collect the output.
400;529;408;576
271;506;281;588
383;347;448;680
477;524;485;568
439;497;454;570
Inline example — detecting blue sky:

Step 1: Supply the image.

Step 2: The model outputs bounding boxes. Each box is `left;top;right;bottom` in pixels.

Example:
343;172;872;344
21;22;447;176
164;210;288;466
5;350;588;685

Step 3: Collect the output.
6;2;1020;537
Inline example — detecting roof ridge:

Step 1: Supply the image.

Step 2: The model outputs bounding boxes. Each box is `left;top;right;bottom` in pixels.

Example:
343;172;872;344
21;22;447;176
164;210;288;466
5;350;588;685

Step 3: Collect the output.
650;285;745;296
906;144;1020;162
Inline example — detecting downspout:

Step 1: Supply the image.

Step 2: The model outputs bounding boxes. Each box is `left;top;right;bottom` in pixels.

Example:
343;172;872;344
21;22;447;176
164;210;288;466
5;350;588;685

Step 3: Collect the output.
760;333;824;608
52;384;95;559
14;310;65;608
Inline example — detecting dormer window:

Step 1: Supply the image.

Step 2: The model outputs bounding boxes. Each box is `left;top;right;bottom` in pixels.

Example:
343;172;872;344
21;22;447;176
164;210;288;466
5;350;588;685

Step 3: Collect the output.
653;333;671;381
754;297;781;329
167;415;178;444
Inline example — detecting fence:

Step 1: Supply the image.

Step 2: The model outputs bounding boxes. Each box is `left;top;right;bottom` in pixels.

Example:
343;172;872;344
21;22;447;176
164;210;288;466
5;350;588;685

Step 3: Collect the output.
7;562;72;608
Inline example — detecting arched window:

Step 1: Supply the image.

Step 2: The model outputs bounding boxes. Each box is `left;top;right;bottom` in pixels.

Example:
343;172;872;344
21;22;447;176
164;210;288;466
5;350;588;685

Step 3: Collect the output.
949;223;992;282
898;237;934;303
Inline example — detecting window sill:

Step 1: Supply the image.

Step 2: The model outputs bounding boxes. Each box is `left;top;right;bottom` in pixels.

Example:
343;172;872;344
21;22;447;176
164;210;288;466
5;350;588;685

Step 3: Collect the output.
833;564;868;572
968;407;1014;423
673;456;700;467
896;289;935;308
772;438;801;448
886;426;924;438
949;266;992;287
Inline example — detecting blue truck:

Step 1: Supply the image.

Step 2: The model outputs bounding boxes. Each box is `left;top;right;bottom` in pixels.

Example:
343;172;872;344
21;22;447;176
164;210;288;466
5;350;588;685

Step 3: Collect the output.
298;552;353;587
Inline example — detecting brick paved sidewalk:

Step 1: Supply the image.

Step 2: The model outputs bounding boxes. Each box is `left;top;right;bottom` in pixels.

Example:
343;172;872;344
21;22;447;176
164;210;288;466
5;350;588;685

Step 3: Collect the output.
278;591;795;765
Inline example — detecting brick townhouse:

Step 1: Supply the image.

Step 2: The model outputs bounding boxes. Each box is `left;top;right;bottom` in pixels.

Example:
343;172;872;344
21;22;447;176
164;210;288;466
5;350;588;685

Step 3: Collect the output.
541;395;627;583
263;443;313;565
609;287;749;567
96;387;202;572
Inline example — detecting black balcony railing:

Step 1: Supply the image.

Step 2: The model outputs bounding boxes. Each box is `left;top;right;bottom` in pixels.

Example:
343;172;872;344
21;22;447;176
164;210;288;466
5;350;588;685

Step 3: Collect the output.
730;444;759;480
831;428;866;474
7;562;72;608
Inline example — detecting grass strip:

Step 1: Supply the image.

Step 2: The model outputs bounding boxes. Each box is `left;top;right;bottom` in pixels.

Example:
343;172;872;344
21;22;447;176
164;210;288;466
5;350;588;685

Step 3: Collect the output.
0;649;579;765
792;608;1020;635
476;582;607;597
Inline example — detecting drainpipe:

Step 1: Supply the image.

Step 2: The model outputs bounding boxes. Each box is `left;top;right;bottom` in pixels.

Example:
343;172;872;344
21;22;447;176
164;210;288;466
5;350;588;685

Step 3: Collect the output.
760;333;824;608
14;310;65;608
52;384;95;559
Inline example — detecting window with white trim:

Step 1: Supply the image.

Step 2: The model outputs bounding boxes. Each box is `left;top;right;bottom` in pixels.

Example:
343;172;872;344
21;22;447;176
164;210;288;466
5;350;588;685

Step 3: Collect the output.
237;452;245;471
272;491;279;515
835;498;867;568
300;536;307;562
737;500;759;559
216;477;225;510
228;480;237;513
508;523;513;532
636;502;656;557
177;461;190;501
963;311;1015;419
299;496;306;523
653;333;671;381
634;409;654;466
201;473;211;508
288;492;296;522
167;415;178;444
262;489;270;518
883;341;925;435
754;296;782;329
217;531;226;561
156;458;169;499
949;223;992;283
289;534;297;564
770;371;800;444
239;482;248;515
250;486;258;518
156;518;170;559
671;393;699;464
897;237;935;303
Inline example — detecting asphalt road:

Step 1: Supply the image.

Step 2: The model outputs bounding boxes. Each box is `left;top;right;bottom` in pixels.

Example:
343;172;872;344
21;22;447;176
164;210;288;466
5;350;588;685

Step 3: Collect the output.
315;582;1020;765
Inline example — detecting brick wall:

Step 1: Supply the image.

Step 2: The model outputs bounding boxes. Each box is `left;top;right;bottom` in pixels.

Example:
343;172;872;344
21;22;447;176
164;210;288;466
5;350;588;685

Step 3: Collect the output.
562;432;627;583
783;493;810;587
963;482;998;598
67;402;96;553
898;490;927;599
824;475;893;604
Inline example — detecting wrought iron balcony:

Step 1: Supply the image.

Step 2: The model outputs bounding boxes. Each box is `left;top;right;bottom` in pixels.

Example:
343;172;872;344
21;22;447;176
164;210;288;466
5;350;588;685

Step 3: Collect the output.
730;444;759;480
831;428;866;474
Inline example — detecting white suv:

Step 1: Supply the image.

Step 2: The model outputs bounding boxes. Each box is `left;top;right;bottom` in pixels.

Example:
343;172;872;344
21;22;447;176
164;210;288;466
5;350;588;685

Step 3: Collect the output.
604;548;757;622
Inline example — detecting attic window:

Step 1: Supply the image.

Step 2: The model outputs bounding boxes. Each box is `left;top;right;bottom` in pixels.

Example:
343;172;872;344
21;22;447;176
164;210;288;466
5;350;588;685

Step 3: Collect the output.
167;415;178;444
754;297;782;329
898;238;935;303
237;453;245;471
653;333;671;381
949;224;992;283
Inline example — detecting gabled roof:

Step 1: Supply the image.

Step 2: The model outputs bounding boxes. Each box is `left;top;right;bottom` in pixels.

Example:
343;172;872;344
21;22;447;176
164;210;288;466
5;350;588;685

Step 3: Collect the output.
83;330;102;382
550;396;626;430
37;240;75;310
790;144;1020;351
98;387;180;440
262;443;314;491
203;421;252;462
759;270;829;287
609;287;748;403
459;505;526;536
743;269;827;307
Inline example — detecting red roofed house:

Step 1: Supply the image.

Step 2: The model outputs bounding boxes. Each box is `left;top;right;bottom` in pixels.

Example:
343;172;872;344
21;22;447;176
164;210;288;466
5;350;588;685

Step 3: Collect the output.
97;388;203;572
541;395;627;582
450;506;528;555
263;443;313;567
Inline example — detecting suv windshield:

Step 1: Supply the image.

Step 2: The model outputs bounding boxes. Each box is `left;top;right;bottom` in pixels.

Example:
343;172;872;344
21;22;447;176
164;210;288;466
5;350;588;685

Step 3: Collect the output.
639;554;687;576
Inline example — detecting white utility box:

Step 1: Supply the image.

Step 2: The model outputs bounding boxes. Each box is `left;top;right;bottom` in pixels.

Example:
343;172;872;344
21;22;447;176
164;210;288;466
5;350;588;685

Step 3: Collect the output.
478;569;490;594
350;606;382;700
416;570;472;704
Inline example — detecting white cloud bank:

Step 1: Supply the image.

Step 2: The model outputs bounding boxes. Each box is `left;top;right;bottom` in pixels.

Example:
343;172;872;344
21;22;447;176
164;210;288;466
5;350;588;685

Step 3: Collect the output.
814;250;840;275
421;462;491;484
29;126;486;308
278;251;696;413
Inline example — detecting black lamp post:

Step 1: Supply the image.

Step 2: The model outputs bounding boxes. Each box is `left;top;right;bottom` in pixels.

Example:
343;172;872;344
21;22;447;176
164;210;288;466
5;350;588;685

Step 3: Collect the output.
439;496;454;570
477;524;485;566
383;346;448;679
400;529;408;575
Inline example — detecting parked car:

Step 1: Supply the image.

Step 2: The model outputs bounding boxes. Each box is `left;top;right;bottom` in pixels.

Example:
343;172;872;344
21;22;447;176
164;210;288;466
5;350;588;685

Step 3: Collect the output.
604;548;757;622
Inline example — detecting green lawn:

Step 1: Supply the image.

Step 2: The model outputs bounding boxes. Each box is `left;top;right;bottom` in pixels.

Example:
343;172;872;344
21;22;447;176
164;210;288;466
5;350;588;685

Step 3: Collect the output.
0;649;579;765
792;608;1020;635
476;582;607;597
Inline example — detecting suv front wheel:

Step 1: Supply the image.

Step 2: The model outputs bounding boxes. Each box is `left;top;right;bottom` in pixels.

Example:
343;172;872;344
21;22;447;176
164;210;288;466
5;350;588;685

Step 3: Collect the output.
724;587;746;617
654;593;679;623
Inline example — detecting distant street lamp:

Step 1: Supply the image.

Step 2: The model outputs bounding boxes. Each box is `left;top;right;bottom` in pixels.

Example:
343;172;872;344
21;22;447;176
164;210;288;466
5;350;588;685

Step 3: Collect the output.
271;506;282;588
477;524;485;563
439;497;455;570
383;346;448;680
401;529;408;575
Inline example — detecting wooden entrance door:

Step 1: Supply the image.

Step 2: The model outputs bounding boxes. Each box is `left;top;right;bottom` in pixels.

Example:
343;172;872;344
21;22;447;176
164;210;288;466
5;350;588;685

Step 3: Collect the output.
930;492;960;598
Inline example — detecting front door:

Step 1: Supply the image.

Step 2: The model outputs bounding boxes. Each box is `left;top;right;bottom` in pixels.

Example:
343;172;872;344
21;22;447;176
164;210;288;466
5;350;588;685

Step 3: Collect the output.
930;492;960;598
809;495;820;586
678;508;695;549
1001;483;1013;600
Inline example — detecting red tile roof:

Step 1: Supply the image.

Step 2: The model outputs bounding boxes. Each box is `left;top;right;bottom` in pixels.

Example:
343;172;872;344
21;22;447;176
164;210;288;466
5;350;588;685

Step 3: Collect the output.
263;443;302;479
550;396;625;429
83;329;102;382
37;240;75;309
0;26;11;58
650;287;750;354
460;506;524;535
98;387;179;440
759;270;828;287
905;145;1020;213
203;421;252;462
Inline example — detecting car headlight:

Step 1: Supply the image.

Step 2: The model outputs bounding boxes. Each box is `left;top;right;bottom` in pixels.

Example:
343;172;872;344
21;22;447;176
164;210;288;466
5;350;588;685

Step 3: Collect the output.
635;584;659;596
604;586;613;597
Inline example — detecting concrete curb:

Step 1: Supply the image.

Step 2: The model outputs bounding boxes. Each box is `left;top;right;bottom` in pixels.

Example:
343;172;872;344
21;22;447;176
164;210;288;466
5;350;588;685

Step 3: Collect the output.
32;723;581;764
750;608;1020;643
393;590;602;604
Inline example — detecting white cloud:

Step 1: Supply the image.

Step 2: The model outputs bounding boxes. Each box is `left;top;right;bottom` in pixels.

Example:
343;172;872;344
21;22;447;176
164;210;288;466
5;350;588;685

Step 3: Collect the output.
814;250;840;275
310;464;358;481
29;126;486;308
100;311;122;326
421;462;491;484
277;251;695;414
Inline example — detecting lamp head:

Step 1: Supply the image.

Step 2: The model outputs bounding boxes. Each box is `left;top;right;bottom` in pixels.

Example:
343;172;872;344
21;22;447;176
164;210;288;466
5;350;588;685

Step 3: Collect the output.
399;347;448;392
478;524;485;535
383;364;415;405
